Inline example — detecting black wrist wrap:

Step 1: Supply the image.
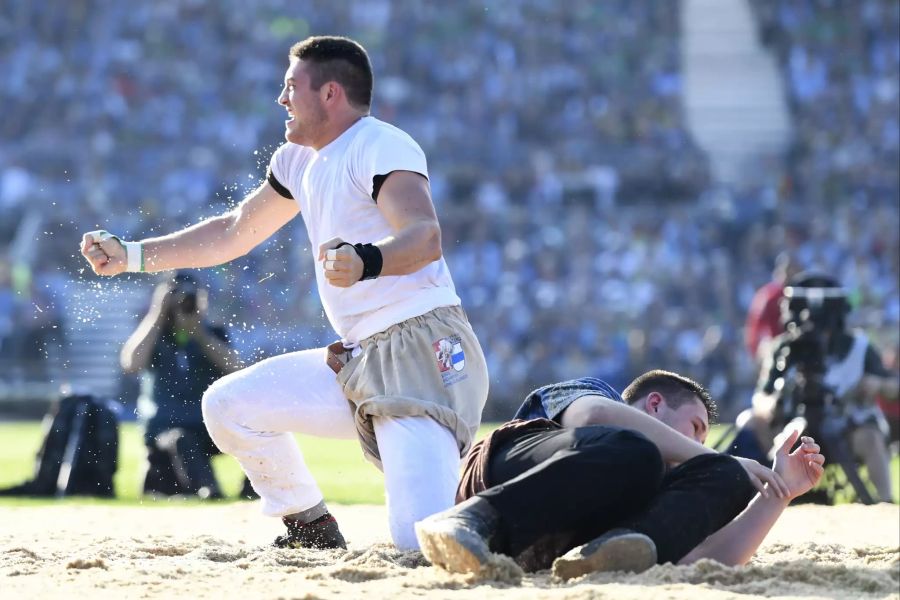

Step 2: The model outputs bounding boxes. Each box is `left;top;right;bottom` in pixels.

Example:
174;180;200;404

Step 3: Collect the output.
353;243;383;281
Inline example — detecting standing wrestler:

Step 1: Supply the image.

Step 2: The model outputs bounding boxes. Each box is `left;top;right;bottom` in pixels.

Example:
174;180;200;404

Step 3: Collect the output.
79;36;488;550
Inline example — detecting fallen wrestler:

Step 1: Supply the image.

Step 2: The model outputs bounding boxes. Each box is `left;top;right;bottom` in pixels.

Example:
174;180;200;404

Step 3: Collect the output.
415;370;825;579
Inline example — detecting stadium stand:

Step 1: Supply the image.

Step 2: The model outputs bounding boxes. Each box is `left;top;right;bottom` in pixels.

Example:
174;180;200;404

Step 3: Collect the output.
1;0;897;417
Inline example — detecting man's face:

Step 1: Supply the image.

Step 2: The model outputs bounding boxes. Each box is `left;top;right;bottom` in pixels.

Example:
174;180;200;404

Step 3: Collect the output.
278;58;328;146
651;393;709;444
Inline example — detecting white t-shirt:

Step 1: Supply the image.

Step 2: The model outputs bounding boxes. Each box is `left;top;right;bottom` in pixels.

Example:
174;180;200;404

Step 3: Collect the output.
268;116;460;344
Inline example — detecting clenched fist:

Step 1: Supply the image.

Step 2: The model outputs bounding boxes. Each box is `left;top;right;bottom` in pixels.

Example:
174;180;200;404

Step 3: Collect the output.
81;231;127;276
318;237;363;287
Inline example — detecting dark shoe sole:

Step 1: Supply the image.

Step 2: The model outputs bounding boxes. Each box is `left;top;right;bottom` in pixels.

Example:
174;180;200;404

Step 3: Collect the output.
415;519;491;574
272;536;347;550
552;531;656;580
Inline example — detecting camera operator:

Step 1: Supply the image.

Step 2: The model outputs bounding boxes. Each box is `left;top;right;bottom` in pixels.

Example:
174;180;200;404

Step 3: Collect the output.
121;273;241;498
745;252;800;364
736;273;899;503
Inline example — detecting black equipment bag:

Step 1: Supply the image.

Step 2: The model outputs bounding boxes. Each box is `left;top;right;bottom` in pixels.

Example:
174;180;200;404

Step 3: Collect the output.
0;393;119;497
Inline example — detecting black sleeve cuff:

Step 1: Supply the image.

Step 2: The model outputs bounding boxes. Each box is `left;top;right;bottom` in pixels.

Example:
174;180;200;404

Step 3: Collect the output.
267;166;293;199
372;174;387;202
371;170;428;202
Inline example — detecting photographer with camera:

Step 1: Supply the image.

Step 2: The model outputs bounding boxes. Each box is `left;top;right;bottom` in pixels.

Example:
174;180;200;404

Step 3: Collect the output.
735;273;899;503
121;273;241;499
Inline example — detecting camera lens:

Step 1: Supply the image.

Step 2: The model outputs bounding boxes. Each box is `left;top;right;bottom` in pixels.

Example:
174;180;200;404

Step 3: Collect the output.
180;293;198;313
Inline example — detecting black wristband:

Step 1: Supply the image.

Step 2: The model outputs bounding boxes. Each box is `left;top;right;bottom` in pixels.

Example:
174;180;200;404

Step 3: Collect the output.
353;243;383;281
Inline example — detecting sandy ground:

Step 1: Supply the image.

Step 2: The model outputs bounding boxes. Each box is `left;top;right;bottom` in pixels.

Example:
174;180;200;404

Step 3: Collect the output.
1;501;898;600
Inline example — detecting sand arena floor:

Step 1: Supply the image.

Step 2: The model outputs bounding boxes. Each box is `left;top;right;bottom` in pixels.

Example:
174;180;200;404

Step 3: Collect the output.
1;501;898;599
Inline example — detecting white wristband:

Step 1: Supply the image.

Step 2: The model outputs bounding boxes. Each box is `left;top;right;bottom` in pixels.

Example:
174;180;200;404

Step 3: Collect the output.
90;230;143;272
123;241;143;272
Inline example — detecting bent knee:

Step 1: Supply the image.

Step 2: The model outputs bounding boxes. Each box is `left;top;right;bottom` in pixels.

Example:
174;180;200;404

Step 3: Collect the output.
687;453;758;503
694;452;749;477
201;375;240;427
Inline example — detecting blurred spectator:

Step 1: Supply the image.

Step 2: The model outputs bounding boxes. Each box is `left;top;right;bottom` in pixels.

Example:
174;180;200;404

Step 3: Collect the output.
121;273;240;498
745;252;800;362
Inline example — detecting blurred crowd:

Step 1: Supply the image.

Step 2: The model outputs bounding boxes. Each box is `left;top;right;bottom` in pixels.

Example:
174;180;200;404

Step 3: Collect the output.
746;0;900;374
752;0;900;208
1;0;897;416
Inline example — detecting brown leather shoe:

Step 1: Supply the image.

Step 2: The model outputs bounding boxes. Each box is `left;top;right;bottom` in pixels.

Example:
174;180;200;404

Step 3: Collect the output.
552;529;656;580
273;513;347;550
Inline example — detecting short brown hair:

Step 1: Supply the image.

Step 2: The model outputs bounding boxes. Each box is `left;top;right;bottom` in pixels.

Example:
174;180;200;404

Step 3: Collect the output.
621;369;718;424
290;36;373;108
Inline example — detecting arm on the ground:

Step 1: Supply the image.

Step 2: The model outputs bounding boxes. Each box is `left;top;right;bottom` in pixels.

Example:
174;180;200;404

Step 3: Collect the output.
82;182;299;276
677;430;825;566
562;395;791;497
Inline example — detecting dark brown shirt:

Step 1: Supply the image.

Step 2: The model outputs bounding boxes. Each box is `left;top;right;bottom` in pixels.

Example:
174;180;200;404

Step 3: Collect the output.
455;418;561;503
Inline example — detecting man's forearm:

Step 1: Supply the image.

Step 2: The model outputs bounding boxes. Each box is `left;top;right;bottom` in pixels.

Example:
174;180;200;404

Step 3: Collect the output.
678;493;788;566
137;183;299;273
374;220;441;276
598;402;715;464
561;397;715;464
141;214;243;273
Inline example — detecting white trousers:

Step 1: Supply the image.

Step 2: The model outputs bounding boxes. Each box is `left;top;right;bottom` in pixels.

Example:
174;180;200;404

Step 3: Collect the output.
201;347;460;549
